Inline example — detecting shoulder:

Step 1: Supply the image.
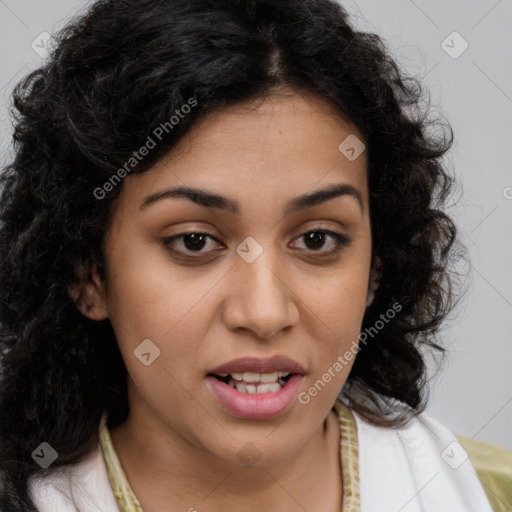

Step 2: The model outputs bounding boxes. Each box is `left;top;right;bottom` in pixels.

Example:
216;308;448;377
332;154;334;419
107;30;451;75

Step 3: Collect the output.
348;405;496;511
455;434;512;512
27;443;120;512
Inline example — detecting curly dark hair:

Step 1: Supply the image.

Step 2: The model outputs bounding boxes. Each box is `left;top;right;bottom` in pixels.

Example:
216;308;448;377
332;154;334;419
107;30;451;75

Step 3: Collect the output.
0;0;462;509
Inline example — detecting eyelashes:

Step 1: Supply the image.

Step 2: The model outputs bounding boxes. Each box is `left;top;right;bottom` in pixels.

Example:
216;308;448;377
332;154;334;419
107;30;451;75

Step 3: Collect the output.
162;228;351;261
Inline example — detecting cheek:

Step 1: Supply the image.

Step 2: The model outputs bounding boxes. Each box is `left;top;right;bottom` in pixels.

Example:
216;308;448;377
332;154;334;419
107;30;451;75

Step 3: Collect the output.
103;240;222;393
301;258;370;371
104;237;207;338
308;287;366;365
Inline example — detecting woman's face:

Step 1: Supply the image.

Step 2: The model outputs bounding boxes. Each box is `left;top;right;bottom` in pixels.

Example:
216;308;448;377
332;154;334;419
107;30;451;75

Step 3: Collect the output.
87;89;374;467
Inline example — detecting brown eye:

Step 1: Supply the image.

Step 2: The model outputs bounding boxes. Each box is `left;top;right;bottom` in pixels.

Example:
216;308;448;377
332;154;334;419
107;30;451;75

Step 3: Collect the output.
303;231;327;250
180;233;208;251
162;231;224;257
291;229;351;256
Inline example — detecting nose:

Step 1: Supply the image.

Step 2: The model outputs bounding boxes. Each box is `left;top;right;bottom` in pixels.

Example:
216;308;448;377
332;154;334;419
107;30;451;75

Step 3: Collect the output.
222;248;299;340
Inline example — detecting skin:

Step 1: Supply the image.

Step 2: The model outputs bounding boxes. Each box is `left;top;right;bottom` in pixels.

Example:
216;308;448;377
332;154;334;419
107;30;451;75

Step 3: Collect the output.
77;87;379;512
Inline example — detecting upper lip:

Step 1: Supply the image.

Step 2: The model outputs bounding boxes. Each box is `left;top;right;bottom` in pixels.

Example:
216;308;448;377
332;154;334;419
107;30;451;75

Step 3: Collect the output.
207;356;306;376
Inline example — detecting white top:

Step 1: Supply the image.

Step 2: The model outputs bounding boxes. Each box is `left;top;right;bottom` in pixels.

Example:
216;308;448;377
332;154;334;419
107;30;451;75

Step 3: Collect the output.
356;412;492;511
27;405;492;512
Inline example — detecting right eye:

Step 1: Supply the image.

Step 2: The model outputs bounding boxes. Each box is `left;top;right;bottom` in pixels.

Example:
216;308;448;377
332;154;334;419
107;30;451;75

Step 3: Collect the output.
162;231;225;259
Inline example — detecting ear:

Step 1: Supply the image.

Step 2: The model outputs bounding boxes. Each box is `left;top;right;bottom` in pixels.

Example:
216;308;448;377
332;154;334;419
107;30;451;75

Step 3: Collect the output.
366;256;382;308
68;264;109;321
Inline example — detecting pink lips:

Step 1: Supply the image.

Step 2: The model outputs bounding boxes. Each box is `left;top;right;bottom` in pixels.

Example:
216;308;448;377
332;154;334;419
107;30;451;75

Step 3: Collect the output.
207;355;306;376
206;374;304;420
206;355;306;420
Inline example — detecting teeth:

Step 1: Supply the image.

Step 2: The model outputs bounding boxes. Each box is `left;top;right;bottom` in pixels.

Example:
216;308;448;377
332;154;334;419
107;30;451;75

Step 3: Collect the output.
257;383;282;393
245;384;257;394
229;381;283;394
230;371;290;383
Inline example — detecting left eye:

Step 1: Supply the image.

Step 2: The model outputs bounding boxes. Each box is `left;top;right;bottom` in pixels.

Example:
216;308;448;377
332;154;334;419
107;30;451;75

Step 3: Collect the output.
162;229;350;258
290;230;350;255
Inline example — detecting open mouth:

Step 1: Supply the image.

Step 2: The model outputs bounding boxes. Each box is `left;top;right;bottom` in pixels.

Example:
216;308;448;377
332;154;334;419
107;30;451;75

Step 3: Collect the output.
206;370;304;419
209;372;294;394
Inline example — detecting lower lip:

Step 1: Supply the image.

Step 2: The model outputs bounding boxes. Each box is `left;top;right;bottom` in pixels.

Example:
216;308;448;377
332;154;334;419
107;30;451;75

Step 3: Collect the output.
206;375;304;420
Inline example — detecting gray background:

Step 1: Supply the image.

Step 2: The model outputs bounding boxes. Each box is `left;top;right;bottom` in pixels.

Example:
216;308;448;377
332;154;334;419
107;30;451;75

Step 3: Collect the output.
0;0;511;451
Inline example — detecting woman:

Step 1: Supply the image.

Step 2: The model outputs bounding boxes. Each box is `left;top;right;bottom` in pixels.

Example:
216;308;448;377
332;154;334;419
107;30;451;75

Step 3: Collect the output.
0;0;510;511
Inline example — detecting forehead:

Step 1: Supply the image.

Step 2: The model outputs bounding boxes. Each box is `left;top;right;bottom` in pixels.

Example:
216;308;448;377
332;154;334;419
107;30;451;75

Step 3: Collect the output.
118;89;368;216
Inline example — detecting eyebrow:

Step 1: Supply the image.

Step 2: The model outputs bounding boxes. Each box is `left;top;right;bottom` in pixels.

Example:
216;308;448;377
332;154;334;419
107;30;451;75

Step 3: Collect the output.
140;183;364;216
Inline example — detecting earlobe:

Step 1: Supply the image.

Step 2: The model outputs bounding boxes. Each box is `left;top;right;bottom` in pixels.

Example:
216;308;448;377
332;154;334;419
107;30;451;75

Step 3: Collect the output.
68;265;109;321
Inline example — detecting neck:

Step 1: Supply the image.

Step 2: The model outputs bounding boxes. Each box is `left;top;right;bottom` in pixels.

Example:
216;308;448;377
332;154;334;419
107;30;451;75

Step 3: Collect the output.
109;392;342;512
